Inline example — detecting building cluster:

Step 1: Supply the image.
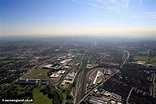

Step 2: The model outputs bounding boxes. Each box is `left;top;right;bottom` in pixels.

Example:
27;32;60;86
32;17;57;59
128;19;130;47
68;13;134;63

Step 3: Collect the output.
42;52;79;86
87;89;122;104
49;70;66;82
50;70;66;78
42;54;74;71
15;79;48;85
42;63;62;71
61;72;77;87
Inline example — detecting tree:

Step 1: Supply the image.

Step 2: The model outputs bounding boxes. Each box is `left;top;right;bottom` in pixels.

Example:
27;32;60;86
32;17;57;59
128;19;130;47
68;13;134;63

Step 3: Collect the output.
48;91;53;99
67;94;73;100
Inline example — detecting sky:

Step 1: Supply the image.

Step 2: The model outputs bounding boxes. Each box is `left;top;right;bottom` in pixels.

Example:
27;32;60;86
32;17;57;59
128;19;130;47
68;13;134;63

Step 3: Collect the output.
0;0;156;38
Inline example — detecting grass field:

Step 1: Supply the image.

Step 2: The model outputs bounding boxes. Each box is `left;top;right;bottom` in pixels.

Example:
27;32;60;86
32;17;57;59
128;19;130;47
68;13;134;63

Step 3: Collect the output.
99;52;109;56
22;68;48;79
0;60;14;66
149;56;156;65
33;86;52;104
23;102;31;104
7;85;51;104
150;56;156;62
134;56;149;62
0;59;29;66
138;51;148;55
2;84;34;104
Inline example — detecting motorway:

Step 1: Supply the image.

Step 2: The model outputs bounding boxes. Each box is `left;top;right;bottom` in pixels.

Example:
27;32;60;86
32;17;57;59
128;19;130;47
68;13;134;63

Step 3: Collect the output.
120;50;130;68
126;87;134;104
77;50;130;104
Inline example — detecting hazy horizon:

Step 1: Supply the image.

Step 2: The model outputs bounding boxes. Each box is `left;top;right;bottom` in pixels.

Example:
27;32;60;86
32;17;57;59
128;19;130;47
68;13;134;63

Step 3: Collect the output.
0;0;156;38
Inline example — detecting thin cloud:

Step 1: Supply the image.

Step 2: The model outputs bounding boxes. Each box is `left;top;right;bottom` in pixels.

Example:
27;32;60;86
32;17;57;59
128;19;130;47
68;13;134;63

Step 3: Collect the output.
98;0;121;16
73;0;129;11
72;0;129;18
72;0;108;10
72;0;155;19
97;0;129;18
105;0;130;9
131;12;156;19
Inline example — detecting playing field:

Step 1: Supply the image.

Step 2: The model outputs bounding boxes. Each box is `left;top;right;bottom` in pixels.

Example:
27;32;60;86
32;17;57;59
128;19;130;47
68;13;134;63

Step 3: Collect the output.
149;56;156;65
134;56;149;62
99;52;109;56
22;68;48;79
33;86;52;104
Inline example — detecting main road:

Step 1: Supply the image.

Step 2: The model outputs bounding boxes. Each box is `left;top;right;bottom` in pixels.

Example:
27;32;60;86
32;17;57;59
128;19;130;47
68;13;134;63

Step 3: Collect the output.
120;50;130;68
126;87;134;104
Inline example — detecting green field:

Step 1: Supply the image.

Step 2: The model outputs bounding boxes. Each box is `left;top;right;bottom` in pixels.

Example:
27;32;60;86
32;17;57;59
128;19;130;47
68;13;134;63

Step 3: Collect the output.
134;56;149;62
149;56;156;65
33;86;52;104
23;102;31;104
99;52;109;56
138;51;148;55
2;85;52;104
150;56;156;62
0;60;14;66
22;68;48;79
0;59;29;66
0;84;35;104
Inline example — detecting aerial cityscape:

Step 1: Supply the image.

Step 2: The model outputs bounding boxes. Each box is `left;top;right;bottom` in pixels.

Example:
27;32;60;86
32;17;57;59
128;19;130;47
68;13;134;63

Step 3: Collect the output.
0;37;156;104
0;0;156;104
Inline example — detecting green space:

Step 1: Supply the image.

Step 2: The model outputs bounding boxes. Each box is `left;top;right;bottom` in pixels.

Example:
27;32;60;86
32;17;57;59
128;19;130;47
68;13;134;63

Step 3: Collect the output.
23;102;31;104
0;84;62;104
134;56;149;62
99;52;109;56
22;68;48;79
40;85;63;104
3;74;20;83
0;60;14;66
149;56;156;65
0;59;29;67
0;84;34;102
138;51;148;55
63;84;73;104
150;56;156;62
33;86;52;104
